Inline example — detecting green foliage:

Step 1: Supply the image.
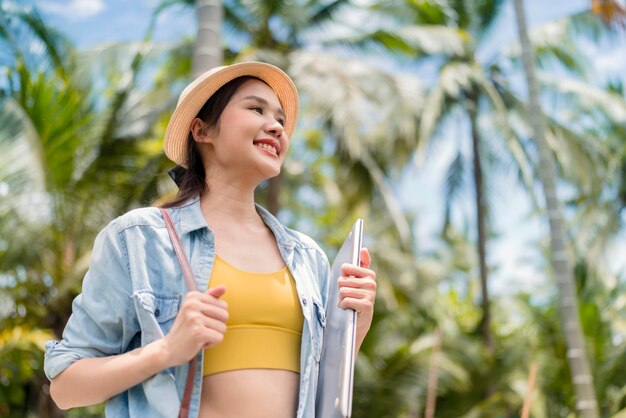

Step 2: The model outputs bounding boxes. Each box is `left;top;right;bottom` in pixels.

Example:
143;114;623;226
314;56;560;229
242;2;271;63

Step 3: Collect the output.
0;327;50;417
0;3;176;416
2;0;626;417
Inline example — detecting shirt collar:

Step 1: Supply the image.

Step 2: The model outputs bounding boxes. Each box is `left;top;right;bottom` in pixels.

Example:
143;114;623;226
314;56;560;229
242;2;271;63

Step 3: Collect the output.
176;195;296;248
255;204;296;248
177;195;209;234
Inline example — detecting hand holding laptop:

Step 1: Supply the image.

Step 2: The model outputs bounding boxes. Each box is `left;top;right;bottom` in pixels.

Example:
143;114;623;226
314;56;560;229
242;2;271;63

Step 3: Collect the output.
337;248;376;352
316;220;377;418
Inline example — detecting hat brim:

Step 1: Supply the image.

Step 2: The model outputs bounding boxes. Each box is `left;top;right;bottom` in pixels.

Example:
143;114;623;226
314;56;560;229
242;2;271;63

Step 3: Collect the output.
164;61;299;167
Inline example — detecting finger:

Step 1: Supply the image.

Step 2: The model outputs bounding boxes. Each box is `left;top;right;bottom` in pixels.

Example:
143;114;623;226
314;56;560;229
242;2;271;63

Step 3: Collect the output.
182;295;228;321
202;317;228;335
206;285;226;298
339;287;374;301
338;276;377;290
340;264;376;281
339;297;375;313
199;304;229;322
204;285;228;309
202;329;226;348
359;247;371;269
191;291;228;309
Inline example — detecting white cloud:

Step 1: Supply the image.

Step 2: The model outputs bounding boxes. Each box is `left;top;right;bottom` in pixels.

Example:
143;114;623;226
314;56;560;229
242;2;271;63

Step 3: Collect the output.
39;0;105;21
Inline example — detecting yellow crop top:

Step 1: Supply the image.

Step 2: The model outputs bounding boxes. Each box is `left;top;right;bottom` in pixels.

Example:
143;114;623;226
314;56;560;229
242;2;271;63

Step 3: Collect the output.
202;255;304;376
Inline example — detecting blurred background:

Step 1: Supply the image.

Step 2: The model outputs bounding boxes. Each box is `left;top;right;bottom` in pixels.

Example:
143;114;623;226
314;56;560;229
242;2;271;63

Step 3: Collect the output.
1;0;626;417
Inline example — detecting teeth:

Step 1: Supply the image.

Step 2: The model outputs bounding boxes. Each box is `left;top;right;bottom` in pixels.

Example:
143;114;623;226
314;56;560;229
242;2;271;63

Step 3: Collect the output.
256;143;277;155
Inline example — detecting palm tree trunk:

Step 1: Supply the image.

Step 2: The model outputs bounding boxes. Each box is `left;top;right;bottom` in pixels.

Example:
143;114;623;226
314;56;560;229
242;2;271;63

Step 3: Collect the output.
468;93;495;399
468;93;494;354
513;1;599;416
193;0;223;76
424;328;442;418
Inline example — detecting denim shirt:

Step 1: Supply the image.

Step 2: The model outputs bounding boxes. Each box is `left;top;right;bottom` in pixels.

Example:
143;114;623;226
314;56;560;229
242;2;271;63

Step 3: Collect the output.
44;196;330;418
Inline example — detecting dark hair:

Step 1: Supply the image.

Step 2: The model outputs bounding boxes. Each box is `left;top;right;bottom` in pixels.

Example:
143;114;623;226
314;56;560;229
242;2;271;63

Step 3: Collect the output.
161;75;262;208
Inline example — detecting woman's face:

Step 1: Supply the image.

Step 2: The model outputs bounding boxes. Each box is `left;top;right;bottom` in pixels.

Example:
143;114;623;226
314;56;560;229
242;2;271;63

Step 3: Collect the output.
196;79;290;185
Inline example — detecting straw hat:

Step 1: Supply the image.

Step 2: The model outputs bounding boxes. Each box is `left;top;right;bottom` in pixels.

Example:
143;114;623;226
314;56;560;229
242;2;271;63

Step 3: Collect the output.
164;61;299;167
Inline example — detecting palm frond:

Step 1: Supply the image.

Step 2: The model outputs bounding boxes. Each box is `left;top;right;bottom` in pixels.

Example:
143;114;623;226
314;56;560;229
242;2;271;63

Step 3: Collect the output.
416;61;475;164
329;25;470;58
152;0;193;17
444;151;466;229
360;151;411;246
306;0;350;26
0;3;74;77
540;74;626;125
474;70;539;205
505;18;589;76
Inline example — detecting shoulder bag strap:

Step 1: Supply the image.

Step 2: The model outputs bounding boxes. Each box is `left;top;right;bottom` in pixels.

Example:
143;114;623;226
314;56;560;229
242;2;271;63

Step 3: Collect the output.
160;208;198;292
159;207;198;418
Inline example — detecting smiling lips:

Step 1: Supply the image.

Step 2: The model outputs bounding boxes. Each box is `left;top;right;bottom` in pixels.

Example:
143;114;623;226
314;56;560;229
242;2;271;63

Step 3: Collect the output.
253;139;281;157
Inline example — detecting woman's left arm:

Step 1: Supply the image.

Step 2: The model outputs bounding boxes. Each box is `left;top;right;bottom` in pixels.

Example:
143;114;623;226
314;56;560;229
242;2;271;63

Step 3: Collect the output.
338;248;377;352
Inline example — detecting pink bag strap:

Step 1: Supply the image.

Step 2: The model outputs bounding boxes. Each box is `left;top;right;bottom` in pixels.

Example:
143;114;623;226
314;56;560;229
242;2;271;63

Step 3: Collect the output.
159;207;198;418
177;356;197;418
160;208;198;292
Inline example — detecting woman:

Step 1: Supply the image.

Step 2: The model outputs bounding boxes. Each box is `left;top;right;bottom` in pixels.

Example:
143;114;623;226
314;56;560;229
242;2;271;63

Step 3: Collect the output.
44;61;377;418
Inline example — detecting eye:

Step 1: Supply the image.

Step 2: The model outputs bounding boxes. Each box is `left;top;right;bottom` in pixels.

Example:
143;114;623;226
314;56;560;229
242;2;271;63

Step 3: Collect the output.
251;106;263;114
277;118;285;127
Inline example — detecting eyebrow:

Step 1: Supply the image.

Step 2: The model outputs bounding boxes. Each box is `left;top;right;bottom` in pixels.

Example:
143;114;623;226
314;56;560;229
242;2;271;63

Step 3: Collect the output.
241;95;286;119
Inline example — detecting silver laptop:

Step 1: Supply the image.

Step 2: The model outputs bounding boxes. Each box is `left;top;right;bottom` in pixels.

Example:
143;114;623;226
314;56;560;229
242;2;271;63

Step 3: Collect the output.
315;219;364;418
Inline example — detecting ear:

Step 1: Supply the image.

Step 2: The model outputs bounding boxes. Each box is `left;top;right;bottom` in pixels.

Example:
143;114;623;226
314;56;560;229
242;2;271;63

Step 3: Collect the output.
190;118;213;144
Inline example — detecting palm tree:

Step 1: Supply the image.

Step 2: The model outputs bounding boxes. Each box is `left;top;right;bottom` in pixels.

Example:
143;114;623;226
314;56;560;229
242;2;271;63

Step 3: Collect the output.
154;0;223;75
351;225;476;418
370;0;615;352
591;0;626;28
513;0;599;416
0;4;174;416
153;0;423;242
193;0;223;74
367;0;509;363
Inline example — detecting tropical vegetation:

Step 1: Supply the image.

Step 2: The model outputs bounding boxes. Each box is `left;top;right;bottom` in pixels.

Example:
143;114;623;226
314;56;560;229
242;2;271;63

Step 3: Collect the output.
1;0;626;417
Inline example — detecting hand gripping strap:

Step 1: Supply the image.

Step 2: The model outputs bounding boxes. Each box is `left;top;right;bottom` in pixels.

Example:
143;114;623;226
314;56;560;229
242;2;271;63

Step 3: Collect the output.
160;208;198;418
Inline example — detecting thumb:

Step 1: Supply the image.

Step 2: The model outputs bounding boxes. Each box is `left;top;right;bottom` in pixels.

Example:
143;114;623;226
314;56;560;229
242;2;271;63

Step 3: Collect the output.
206;285;226;299
359;247;371;269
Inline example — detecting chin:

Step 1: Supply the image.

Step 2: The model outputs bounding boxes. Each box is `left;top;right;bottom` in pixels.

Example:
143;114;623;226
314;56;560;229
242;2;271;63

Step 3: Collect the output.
266;169;281;179
262;162;282;178
252;168;281;186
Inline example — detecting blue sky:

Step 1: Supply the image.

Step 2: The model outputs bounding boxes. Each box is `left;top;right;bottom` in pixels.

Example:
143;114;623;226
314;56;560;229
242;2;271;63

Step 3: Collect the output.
28;0;626;297
32;0;194;48
29;0;595;44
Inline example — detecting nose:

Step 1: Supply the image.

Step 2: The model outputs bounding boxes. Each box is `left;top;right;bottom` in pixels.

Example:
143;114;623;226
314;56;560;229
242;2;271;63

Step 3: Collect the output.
264;118;284;137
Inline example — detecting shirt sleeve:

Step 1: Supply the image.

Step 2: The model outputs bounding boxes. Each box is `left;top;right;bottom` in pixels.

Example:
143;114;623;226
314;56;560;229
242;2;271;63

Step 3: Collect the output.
44;219;136;380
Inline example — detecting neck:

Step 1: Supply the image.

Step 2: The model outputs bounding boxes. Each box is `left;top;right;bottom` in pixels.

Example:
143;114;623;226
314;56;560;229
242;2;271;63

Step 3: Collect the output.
200;176;260;226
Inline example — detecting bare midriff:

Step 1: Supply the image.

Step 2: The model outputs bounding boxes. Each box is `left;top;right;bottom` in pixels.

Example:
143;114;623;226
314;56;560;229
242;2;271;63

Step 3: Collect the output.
198;369;299;418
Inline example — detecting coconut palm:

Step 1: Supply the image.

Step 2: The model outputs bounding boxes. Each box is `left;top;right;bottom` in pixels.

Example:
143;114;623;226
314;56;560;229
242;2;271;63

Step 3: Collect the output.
537;77;626;270
193;0;223;74
359;0;510;368
351;224;476;417
0;3;175;416
153;0;429;247
153;0;223;75
513;0;599;415
368;0;614;355
591;0;626;28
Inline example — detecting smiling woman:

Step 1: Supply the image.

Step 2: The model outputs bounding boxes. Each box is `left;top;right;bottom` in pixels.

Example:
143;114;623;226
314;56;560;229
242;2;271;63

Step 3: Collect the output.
42;61;378;418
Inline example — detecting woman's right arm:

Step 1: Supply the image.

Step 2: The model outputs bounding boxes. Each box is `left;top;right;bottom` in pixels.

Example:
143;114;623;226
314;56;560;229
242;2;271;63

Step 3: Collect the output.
49;338;170;410
45;219;228;410
50;286;228;410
